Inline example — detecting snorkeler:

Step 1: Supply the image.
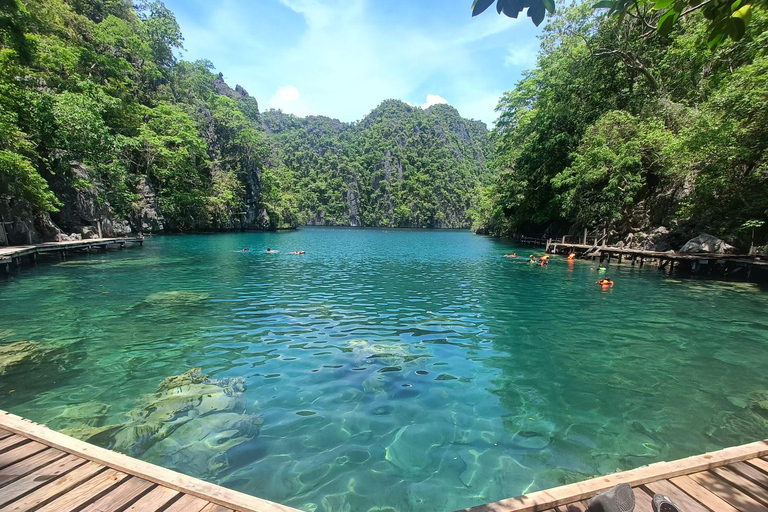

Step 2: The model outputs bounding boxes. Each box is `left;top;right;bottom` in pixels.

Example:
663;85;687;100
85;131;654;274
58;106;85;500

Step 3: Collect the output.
539;254;550;266
288;250;306;255
503;253;517;258
596;278;614;287
242;247;249;252
266;248;279;253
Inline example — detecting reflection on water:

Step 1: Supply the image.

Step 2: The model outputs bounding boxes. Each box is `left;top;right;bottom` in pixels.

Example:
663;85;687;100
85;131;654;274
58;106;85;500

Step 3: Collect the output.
1;228;768;512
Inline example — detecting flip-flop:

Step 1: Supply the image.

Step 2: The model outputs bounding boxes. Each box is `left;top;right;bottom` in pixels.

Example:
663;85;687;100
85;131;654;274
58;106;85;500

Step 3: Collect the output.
587;483;635;512
652;494;683;512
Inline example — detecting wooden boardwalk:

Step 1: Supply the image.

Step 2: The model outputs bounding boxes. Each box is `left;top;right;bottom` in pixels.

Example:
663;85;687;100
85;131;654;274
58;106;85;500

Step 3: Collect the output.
459;439;768;512
1;409;766;512
0;411;300;512
546;240;768;277
1;237;144;273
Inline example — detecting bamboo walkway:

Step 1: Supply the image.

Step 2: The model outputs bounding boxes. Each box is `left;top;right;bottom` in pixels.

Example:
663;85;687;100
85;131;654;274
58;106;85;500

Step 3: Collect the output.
1;409;767;512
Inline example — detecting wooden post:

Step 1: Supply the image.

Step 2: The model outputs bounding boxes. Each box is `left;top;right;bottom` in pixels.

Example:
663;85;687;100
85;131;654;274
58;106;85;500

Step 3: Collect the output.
583;228;588;245
29;252;37;264
562;235;566;244
0;220;7;247
60;250;66;261
617;253;623;264
639;257;644;268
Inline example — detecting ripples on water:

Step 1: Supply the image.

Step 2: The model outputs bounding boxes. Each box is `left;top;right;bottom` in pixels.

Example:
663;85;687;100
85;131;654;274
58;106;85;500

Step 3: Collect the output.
1;228;768;512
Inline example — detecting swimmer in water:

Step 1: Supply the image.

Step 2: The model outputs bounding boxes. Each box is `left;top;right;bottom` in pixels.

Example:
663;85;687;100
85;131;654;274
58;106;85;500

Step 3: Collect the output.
596;278;614;287
242;247;249;252
503;253;517;258
266;248;279;253
567;253;576;260
288;250;306;255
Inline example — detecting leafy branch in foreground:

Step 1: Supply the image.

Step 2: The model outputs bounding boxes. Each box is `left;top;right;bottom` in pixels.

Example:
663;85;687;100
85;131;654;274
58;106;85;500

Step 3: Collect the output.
471;0;765;46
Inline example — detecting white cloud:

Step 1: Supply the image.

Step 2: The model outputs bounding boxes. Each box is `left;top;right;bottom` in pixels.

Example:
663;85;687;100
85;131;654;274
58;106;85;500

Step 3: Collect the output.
421;94;449;109
268;85;310;116
166;0;544;126
505;43;539;68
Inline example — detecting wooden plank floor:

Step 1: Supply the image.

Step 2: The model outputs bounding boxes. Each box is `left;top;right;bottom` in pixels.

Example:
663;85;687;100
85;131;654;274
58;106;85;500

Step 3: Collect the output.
460;440;768;512
0;411;301;512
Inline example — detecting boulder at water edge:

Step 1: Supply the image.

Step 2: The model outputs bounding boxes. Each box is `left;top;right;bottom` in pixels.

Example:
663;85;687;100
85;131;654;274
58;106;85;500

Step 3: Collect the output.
679;233;735;254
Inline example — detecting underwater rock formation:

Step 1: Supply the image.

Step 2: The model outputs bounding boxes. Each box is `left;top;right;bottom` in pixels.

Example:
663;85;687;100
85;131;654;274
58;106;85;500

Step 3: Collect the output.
0;341;57;375
60;368;260;476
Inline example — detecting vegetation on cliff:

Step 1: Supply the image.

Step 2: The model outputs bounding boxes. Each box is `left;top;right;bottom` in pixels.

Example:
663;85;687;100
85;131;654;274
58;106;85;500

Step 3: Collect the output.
263;101;491;229
474;3;768;248
0;0;491;238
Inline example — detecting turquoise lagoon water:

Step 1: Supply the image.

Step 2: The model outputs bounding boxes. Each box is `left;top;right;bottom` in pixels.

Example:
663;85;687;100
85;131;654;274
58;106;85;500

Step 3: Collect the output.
1;228;768;512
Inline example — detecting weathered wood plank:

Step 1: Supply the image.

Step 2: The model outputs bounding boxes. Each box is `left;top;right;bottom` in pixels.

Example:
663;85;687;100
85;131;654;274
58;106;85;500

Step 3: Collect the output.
0;454;86;508
35;468;129;512
0;410;303;512
456;439;768;512
688;470;766;512
668;475;739;512
632;486;654;512
0;435;28;453
710;466;768;506
200;503;235;512
728;461;768;487
0;448;65;488
0;462;104;512
0;429;13;440
643;479;708;512
747;457;768;476
0;440;49;470
163;494;213;512
78;478;155;512
122;485;180;511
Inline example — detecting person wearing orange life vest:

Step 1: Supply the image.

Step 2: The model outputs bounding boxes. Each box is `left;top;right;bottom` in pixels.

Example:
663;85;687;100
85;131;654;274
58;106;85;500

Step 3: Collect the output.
567;253;576;260
596;278;614;287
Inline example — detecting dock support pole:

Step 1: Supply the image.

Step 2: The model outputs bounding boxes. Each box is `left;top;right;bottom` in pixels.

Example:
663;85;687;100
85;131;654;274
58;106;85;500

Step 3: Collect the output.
639;257;644;268
618;253;623;264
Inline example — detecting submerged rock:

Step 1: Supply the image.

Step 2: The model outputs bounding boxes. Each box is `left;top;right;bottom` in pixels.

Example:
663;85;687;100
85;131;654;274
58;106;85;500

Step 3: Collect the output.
113;368;248;455
141;291;212;308
60;368;259;477
0;341;54;375
142;412;262;476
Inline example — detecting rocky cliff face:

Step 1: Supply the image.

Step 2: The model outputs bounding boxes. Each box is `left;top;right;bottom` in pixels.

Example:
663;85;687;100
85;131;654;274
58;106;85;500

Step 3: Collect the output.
2;76;270;244
262;100;492;229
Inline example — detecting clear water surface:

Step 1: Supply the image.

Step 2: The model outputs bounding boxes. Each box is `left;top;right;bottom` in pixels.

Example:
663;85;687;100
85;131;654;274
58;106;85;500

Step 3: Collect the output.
1;228;767;512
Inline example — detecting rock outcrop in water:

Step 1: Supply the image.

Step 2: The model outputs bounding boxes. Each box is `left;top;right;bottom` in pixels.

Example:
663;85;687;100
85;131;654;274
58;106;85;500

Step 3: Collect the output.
0;341;59;375
58;368;260;476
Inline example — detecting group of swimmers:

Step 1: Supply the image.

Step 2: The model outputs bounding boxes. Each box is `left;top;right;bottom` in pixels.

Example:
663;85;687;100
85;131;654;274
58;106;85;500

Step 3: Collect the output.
241;248;305;255
503;251;615;287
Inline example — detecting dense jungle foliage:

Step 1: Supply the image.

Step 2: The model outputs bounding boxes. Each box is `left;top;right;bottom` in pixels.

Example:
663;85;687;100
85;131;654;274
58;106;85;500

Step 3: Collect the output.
474;3;768;248
0;0;272;233
263;102;492;229
0;0;491;235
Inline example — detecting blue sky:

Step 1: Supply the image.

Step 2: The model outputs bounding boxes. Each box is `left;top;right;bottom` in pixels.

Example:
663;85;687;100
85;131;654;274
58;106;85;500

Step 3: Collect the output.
163;0;543;126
